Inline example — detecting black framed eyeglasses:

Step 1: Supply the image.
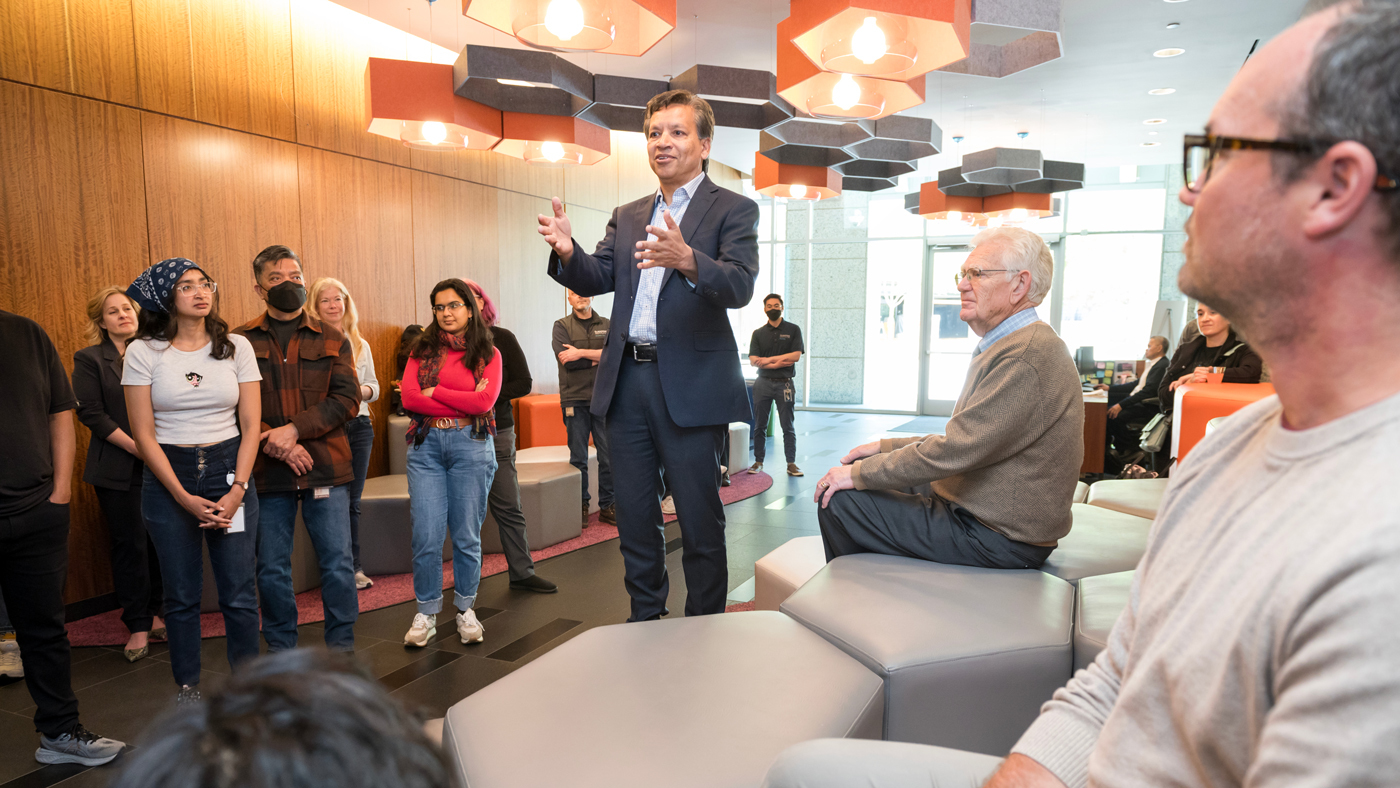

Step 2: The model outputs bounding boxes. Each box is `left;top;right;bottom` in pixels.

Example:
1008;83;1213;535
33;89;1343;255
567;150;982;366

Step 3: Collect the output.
1184;133;1400;193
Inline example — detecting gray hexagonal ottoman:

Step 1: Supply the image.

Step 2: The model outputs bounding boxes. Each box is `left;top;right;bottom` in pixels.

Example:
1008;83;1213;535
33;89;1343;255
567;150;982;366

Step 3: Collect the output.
780;554;1074;755
442;612;884;788
1074;570;1134;671
1038;504;1152;585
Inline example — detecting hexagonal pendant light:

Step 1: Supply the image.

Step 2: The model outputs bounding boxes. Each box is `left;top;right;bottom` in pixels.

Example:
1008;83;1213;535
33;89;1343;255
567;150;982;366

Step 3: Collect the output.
364;58;503;151
918;180;986;222
775;15;923;121
786;0;972;81
754;152;842;201
462;0;676;57
937;0;1064;79
493;112;611;166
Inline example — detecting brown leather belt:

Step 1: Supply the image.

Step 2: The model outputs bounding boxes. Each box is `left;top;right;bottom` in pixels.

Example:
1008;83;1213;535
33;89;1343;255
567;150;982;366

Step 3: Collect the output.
429;417;474;430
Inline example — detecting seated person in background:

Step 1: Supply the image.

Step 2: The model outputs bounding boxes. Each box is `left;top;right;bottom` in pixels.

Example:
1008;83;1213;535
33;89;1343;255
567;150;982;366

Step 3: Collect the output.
812;227;1083;569
108;649;454;788
1158;303;1262;415
1100;335;1170;472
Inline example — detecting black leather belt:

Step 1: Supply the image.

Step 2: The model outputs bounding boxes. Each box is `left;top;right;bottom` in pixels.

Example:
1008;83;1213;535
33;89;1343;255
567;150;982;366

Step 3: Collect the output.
625;342;657;362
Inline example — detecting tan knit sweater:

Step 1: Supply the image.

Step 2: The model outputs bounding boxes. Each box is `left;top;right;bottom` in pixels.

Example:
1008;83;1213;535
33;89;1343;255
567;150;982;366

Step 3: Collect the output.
851;322;1084;545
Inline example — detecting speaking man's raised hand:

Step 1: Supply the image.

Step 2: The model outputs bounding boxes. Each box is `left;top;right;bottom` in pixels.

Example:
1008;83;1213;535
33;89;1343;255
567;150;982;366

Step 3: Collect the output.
538;197;574;263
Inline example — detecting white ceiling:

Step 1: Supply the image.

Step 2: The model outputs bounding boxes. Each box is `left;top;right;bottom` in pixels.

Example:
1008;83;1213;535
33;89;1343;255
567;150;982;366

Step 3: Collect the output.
338;0;1309;178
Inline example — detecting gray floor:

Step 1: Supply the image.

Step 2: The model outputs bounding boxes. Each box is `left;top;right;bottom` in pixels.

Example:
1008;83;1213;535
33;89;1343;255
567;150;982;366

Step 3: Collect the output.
0;411;927;787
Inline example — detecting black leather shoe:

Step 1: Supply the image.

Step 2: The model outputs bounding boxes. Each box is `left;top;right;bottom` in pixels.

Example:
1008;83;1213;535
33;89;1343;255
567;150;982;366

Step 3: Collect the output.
509;575;558;594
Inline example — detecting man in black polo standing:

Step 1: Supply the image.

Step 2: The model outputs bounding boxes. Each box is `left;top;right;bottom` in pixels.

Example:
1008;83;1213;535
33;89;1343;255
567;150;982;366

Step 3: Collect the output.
747;294;804;477
552;289;615;526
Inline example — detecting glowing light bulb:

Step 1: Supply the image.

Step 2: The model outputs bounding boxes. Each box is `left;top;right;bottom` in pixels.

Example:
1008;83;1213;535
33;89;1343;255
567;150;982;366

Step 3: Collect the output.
1010;208;1030;221
831;74;861;111
541;141;565;162
851;17;888;65
421;121;447;145
789;183;808;199
946;210;962;223
544;0;586;41
988;216;1005;227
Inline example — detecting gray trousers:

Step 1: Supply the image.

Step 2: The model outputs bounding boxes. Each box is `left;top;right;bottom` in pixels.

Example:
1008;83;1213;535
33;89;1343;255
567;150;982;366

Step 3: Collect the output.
762;739;1003;788
817;487;1054;569
487;426;535;581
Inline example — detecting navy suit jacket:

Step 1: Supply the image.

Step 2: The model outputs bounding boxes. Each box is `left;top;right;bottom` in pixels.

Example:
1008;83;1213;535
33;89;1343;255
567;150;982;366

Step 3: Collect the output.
548;174;760;428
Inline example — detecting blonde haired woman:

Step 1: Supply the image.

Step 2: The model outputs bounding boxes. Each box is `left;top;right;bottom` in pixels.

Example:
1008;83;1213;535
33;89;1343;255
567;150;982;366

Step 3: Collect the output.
307;277;379;590
72;286;165;661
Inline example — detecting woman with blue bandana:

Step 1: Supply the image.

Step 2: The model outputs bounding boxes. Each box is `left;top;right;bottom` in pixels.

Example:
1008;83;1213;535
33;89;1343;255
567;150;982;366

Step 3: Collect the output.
120;258;263;705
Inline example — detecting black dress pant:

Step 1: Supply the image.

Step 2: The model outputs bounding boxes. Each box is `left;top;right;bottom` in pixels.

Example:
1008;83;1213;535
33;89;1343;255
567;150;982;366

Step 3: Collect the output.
0;500;80;737
608;357;728;622
95;481;164;634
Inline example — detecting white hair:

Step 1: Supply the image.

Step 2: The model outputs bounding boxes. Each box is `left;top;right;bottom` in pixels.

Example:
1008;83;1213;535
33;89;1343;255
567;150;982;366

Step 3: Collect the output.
970;226;1054;305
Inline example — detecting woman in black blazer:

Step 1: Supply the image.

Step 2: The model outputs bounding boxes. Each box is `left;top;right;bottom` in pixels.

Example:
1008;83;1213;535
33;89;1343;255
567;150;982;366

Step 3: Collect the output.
73;286;164;662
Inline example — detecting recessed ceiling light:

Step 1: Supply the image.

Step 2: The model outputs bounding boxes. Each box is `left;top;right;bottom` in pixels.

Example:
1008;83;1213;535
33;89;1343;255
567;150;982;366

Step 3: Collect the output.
1144;118;1168;125
1164;0;1189;3
1142;142;1162;147
1148;88;1176;95
1154;48;1186;58
1166;22;1181;29
1148;131;1159;135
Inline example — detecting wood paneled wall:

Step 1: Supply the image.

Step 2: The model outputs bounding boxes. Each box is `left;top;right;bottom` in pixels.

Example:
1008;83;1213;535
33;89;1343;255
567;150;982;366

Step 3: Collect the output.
0;0;751;605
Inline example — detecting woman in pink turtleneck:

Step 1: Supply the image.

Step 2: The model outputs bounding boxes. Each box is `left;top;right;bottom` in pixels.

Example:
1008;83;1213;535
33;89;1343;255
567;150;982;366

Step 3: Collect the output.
398;279;502;648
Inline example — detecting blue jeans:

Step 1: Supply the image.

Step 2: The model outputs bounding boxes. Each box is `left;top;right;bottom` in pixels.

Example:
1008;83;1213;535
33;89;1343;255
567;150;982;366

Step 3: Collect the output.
562;401;613;509
142;437;260;687
344;415;374;571
407;426;497;614
257;487;358;651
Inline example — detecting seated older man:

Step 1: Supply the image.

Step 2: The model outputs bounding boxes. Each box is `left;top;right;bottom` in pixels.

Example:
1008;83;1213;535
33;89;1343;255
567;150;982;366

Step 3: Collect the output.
813;227;1083;569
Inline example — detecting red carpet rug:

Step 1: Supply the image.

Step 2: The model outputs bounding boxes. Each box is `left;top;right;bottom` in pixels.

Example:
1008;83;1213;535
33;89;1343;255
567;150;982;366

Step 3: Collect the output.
67;470;774;646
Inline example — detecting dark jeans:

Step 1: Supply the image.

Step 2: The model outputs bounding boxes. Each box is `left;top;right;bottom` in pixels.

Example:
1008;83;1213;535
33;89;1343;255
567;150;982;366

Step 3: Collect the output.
1106;403;1156;472
0;500;79;736
95;481;164;634
818;487;1054;569
487;426;536;581
143;438;260;687
344;415;374;572
752;376;797;464
562;401;613;509
608;357;728;622
257;487;358;652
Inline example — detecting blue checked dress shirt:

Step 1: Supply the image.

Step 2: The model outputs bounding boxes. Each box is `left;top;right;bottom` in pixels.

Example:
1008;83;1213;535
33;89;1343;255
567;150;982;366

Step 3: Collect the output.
627;171;707;344
974;306;1041;357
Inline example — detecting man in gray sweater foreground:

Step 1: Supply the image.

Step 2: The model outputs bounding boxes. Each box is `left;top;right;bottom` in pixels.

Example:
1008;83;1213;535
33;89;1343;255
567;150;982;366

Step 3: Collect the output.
813;227;1083;569
766;2;1400;786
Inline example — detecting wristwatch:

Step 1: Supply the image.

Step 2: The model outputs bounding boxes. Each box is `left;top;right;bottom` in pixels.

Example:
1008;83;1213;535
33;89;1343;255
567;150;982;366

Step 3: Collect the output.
232;479;250;492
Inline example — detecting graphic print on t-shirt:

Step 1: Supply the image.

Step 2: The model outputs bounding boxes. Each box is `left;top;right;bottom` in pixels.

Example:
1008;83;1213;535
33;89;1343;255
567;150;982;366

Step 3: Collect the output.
185;371;204;387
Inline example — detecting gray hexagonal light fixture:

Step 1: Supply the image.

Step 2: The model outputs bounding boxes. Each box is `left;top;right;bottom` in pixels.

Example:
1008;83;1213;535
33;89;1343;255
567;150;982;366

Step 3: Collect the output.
938;0;1064;79
840;176;901;192
759;119;867;167
835;159;917;180
1011;160;1086;193
904;190;922;215
937;166;1012;198
453;45;592;116
578;74;670;131
669;65;794;130
960;147;1044;186
841;115;942;163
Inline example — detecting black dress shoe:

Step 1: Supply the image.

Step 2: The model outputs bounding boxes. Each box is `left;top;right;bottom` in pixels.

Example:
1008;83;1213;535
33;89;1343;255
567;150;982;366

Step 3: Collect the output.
509;575;558;594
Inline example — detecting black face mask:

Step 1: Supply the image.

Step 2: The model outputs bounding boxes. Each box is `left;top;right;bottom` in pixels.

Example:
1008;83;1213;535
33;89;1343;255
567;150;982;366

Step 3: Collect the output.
266;281;307;313
766;309;782;321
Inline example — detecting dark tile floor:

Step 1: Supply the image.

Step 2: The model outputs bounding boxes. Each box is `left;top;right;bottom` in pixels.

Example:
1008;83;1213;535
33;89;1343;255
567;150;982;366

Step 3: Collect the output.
0;411;926;787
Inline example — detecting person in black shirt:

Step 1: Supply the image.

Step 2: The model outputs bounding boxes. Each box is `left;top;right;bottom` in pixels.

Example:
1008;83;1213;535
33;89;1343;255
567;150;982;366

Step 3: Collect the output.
0;310;125;766
1158;303;1263;415
552;290;615;525
747;294;805;477
463;280;557;594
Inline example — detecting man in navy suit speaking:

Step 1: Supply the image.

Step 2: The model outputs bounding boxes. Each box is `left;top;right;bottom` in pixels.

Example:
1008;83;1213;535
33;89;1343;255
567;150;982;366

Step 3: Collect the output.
538;90;759;621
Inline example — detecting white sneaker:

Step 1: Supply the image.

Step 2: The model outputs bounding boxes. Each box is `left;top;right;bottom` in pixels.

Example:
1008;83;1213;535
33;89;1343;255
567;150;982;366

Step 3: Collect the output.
456;609;485;644
661;495;676;515
0;640;22;678
355;570;374;590
404;613;436;647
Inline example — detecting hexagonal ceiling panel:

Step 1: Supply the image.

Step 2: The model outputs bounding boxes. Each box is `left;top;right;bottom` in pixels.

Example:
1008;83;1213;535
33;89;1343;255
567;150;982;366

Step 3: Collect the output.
937;0;1064;79
1011;160;1086;193
960;147;1043;186
453;45;593;116
937;166;1011;198
841;115;942;163
759;119;867;167
669;65;794;130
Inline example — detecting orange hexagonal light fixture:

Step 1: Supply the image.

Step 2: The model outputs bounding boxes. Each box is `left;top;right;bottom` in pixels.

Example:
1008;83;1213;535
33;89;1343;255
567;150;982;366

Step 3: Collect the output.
754;152;842;201
493;112;611;166
776;15;924;121
918;180;985;223
463;0;676;57
982;191;1054;220
787;0;972;80
365;58;503;151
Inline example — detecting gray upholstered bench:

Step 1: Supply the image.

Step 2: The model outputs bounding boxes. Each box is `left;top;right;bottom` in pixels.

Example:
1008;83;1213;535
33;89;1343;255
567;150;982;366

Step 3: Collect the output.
754;535;826;611
1038;504;1152;585
481;461;580;552
1085;478;1168;520
387;415;412;475
441;612;883;788
781;554;1074;755
355;474;449;576
729;421;751;472
1074;570;1133;671
517;444;598;513
1074;480;1089;503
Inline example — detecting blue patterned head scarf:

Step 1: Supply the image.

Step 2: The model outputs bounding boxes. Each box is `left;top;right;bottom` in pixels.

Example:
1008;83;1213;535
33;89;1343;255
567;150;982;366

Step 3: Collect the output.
127;258;203;315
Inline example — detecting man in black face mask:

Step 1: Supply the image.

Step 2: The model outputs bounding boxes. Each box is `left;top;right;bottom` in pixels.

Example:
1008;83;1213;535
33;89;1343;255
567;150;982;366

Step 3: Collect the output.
747;294;804;477
233;245;360;654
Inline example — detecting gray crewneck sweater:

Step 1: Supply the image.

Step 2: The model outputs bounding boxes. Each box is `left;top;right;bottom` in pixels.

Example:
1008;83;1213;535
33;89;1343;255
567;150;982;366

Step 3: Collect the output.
1014;390;1400;787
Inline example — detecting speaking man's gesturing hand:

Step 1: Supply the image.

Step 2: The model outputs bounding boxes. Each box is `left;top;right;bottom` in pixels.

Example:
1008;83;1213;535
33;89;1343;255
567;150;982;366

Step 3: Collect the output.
537;197;574;263
636;211;697;278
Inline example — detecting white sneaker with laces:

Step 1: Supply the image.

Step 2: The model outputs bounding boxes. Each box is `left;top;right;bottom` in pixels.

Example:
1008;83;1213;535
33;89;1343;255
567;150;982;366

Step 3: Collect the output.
661;495;676;515
0;640;22;678
354;570;374;590
404;613;436;647
456;609;485;644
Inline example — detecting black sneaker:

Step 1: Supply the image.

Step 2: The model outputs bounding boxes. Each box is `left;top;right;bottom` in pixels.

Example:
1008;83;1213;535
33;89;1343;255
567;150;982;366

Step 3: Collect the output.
176;685;202;705
35;724;124;766
598;505;617;525
509;574;558;593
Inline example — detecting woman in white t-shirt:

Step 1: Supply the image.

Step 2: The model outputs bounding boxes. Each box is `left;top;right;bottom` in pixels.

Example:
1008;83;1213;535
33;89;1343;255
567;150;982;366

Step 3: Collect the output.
121;258;262;705
307;277;379;591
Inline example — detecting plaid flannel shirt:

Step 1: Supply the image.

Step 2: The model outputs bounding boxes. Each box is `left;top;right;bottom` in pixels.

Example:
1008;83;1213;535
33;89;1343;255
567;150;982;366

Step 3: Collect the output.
234;312;358;492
